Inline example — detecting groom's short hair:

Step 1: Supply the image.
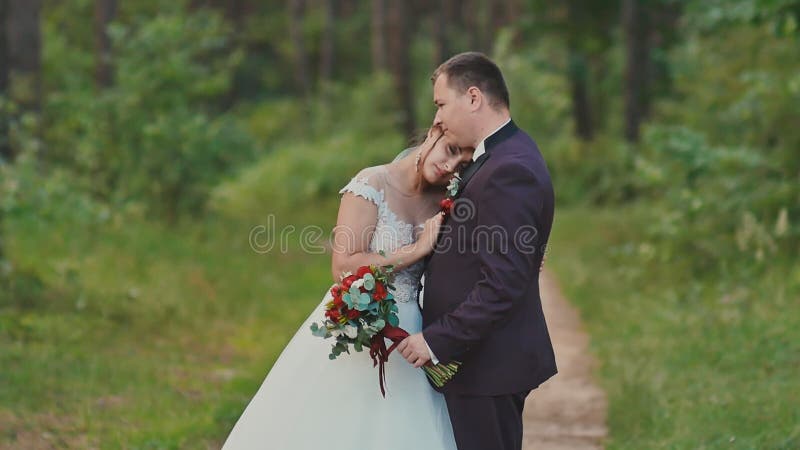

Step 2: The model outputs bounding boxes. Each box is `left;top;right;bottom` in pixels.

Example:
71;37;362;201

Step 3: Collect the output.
432;52;510;109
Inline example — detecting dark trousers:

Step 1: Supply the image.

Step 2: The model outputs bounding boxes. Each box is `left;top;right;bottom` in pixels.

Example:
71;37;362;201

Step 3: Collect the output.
443;390;531;450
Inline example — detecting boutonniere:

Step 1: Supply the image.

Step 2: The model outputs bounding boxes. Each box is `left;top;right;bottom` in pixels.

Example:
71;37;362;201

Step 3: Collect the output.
439;173;461;215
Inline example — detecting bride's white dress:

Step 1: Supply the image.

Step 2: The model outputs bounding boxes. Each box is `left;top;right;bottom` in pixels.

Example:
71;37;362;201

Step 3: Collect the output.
222;165;457;450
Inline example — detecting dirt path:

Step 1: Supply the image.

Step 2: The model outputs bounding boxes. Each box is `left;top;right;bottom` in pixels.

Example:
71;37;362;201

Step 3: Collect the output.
522;271;608;450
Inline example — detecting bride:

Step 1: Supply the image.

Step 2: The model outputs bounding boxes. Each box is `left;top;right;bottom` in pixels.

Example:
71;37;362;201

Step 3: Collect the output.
221;125;475;450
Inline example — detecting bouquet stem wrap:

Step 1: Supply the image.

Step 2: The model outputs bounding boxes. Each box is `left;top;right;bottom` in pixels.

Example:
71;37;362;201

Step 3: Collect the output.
369;324;409;397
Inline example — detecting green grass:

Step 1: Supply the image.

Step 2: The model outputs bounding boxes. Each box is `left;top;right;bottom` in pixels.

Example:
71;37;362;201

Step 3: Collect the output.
0;202;340;448
547;205;800;449
3;198;798;448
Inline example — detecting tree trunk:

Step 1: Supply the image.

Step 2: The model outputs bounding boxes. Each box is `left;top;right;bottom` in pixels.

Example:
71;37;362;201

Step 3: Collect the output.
387;0;415;136
564;1;594;141
622;0;650;143
339;0;357;17
506;0;523;46
1;0;11;162
371;0;387;72
94;0;116;89
488;0;508;37
462;0;482;52
568;49;594;141
191;0;255;107
288;0;311;96
0;0;7;266
5;0;41;162
433;0;454;65
8;0;42;114
224;0;251;27
319;0;336;83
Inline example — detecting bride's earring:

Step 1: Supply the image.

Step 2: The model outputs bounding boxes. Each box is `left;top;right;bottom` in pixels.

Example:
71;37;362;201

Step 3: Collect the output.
415;151;422;173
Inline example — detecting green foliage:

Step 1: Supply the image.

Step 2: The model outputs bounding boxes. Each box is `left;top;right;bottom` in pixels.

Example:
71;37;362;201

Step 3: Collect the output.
43;10;257;222
1;150;108;228
631;22;800;274
688;0;800;36
210;130;402;221
660;23;800;153
209;76;404;221
635;125;797;271
494;35;574;142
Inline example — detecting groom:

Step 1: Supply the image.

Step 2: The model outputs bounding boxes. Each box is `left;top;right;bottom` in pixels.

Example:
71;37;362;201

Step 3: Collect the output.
397;52;557;450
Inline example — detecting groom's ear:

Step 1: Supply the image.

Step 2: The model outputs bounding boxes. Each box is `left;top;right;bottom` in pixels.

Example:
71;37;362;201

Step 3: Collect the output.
467;86;482;111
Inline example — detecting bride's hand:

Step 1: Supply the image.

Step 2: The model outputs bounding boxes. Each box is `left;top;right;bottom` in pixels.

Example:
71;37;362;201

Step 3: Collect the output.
417;212;445;255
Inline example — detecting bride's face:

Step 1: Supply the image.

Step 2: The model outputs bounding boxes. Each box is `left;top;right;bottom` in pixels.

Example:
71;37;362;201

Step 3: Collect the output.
422;136;474;186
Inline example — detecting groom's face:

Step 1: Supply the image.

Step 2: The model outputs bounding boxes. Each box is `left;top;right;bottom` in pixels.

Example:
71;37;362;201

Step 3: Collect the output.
433;74;474;148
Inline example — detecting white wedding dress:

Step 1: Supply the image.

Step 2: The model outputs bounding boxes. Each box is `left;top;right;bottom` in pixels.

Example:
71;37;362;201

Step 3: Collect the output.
222;165;457;450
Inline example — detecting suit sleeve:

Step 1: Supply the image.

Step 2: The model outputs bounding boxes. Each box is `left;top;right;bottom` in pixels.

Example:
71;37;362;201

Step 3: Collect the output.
422;162;544;363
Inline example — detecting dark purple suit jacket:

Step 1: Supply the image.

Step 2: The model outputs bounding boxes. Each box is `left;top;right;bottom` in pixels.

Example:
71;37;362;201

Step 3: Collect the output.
420;120;557;396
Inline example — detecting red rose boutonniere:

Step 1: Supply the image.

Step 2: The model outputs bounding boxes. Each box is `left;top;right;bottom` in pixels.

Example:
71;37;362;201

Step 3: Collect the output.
439;174;461;215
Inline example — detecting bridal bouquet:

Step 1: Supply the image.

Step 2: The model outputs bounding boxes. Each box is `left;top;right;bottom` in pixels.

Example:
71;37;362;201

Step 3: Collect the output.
311;263;460;397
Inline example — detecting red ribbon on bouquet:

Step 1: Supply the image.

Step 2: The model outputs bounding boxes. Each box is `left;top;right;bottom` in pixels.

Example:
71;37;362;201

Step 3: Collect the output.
369;324;410;397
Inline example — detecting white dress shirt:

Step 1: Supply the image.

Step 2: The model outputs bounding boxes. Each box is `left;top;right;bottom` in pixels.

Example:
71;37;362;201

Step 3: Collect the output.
469;118;511;162
420;117;512;364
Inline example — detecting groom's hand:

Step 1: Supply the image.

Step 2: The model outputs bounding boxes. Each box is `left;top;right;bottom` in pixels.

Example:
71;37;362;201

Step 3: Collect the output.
397;333;432;368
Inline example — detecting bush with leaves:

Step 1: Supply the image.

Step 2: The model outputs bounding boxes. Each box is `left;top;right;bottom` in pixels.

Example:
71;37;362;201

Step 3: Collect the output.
43;10;257;222
209;75;405;221
630;19;800;274
634;125;797;274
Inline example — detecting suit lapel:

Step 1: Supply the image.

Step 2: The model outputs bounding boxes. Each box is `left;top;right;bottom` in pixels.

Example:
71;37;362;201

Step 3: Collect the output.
456;120;518;196
456;152;490;196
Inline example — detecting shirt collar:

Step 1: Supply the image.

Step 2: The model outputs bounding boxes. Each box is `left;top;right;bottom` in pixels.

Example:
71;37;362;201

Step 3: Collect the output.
472;118;512;161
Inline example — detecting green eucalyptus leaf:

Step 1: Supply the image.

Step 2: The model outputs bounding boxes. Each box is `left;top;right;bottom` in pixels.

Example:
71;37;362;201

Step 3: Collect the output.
363;274;375;290
356;293;371;310
343;292;353;308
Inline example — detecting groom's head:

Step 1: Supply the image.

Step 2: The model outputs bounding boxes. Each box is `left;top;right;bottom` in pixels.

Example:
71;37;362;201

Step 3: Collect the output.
432;52;510;148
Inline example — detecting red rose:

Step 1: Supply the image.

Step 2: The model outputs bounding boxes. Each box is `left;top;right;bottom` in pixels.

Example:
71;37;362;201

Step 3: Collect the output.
374;282;387;301
330;285;342;298
326;309;341;321
333;295;344;308
346;309;360;320
342;275;358;289
356;265;373;278
440;198;454;214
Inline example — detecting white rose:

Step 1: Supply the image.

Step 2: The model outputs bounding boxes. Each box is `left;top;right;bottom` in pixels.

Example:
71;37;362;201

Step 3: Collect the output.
344;325;358;339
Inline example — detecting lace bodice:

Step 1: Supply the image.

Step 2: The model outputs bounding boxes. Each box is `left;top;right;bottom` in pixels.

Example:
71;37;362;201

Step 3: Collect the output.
338;165;441;303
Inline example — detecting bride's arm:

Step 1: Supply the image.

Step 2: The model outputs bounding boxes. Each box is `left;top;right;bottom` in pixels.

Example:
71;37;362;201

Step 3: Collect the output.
330;193;442;282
